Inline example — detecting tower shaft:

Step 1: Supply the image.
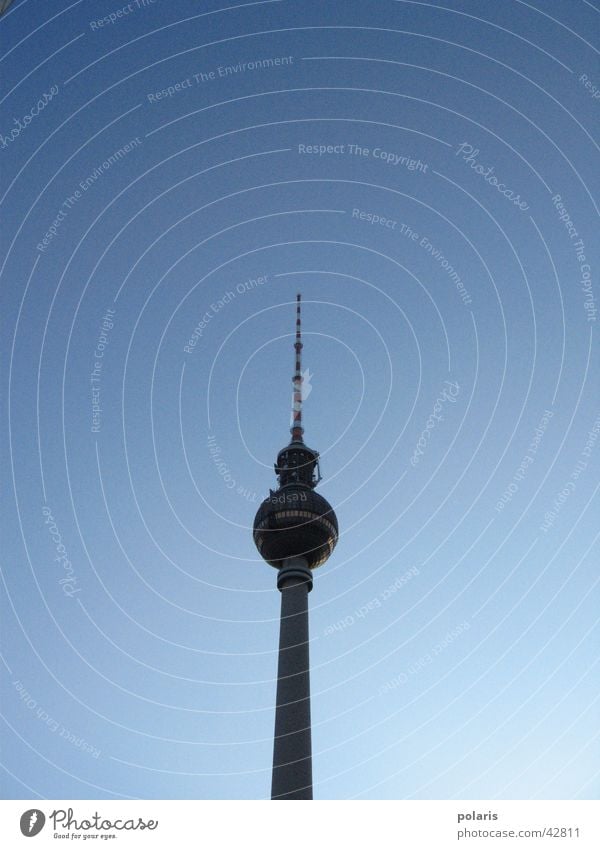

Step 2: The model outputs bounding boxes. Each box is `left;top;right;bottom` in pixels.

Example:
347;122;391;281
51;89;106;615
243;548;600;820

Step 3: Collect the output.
271;558;313;800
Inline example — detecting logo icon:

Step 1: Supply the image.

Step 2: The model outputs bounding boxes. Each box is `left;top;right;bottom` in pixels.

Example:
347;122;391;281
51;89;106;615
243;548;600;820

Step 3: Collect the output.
20;810;45;837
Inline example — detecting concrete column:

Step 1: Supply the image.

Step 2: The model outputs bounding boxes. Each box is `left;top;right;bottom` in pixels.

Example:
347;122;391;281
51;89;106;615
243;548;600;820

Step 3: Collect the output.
271;557;313;800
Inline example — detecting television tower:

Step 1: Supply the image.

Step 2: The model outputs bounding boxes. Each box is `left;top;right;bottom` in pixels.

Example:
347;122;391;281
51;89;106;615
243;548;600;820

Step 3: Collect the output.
253;294;339;799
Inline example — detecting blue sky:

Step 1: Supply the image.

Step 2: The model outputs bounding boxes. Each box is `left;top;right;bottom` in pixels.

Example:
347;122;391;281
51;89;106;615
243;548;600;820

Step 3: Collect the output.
1;0;599;800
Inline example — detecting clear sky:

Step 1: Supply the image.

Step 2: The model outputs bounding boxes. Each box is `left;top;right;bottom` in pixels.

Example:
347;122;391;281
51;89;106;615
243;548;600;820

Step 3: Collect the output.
1;0;598;800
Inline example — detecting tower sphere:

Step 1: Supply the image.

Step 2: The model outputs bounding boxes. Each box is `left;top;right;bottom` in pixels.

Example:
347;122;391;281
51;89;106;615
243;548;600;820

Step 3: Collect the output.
253;482;338;570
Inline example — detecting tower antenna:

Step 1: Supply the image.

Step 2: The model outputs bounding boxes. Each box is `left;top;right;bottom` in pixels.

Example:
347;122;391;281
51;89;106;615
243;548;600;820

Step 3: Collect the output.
290;293;304;442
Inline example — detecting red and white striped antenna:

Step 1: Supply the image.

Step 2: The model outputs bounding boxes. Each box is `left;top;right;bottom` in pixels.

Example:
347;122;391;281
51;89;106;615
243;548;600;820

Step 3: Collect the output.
290;293;304;442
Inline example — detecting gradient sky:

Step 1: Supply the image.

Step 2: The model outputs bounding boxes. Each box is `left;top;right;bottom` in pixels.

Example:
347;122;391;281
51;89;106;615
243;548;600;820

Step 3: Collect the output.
1;0;599;800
